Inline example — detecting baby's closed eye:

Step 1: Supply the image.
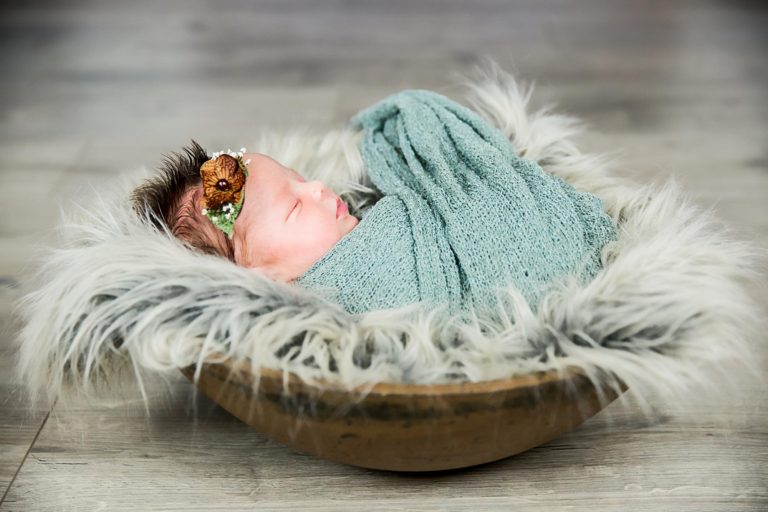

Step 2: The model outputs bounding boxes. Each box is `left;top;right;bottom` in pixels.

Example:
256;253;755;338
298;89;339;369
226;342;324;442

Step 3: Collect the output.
290;200;301;218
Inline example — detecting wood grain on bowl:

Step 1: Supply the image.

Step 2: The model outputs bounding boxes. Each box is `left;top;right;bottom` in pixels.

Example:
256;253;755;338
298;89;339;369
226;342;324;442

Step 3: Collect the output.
180;357;627;472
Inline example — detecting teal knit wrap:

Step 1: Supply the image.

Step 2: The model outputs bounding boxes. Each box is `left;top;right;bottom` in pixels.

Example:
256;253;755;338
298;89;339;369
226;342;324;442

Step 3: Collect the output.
295;90;617;318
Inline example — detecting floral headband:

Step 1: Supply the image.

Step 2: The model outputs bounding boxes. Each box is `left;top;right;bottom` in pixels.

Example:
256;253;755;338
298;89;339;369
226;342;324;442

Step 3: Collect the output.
200;148;250;238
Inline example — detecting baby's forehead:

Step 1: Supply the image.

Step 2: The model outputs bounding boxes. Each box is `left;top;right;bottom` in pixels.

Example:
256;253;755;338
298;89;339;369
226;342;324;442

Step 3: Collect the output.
248;155;304;180
243;162;304;204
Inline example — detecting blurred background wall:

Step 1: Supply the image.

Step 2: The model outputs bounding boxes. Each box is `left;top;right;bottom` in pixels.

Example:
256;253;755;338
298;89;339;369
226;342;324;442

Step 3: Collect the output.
1;1;766;274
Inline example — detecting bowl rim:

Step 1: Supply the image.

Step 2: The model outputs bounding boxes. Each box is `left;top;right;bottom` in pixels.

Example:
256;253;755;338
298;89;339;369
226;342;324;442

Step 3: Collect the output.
187;354;618;397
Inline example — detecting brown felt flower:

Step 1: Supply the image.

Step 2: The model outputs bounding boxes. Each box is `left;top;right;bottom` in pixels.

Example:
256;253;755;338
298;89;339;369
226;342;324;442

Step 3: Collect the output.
200;154;247;210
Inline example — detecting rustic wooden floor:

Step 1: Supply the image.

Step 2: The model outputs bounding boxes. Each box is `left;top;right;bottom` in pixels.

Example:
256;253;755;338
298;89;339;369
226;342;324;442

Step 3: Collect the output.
1;1;766;510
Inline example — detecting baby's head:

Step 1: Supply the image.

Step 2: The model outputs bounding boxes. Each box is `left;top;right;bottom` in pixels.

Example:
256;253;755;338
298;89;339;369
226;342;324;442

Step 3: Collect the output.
132;140;359;282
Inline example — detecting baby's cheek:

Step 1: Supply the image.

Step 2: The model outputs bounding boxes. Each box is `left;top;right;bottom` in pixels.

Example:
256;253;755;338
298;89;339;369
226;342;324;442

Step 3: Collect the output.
294;228;334;259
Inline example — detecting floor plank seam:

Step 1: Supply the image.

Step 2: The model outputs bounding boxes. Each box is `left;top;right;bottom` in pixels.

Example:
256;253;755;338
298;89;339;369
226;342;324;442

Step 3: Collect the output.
1;402;54;507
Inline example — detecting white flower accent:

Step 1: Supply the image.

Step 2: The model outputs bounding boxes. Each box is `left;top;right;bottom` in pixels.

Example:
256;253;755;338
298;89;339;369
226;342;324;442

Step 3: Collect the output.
208;147;247;163
201;208;208;215
225;213;232;219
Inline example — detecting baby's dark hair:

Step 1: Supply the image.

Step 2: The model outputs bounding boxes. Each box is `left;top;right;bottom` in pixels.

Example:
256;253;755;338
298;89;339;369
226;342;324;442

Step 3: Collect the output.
131;140;235;261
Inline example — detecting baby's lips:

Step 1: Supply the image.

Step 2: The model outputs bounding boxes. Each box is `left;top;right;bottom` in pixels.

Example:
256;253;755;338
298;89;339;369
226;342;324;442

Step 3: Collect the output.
336;196;349;217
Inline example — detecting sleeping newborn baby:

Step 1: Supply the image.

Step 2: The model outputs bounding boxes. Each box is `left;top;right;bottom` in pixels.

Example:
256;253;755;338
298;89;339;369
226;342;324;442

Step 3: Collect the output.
211;152;358;283
134;147;359;283
134;90;616;320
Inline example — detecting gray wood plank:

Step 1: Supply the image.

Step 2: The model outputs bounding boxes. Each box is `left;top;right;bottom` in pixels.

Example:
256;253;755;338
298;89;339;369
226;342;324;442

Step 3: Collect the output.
0;292;50;502
3;384;766;511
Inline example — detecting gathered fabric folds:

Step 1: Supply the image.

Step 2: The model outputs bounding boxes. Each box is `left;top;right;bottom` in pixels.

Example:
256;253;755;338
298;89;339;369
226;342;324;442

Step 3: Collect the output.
295;90;617;318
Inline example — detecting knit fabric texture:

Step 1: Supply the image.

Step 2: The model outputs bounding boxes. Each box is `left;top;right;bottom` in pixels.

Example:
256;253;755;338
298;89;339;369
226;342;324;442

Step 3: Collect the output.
295;90;617;319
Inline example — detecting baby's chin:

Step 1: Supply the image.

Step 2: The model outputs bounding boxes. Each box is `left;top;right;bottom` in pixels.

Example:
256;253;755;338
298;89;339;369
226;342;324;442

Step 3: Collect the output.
342;212;360;236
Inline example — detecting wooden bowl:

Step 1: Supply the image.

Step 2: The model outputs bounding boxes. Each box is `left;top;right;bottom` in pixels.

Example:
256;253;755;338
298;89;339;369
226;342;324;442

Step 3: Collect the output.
181;358;626;472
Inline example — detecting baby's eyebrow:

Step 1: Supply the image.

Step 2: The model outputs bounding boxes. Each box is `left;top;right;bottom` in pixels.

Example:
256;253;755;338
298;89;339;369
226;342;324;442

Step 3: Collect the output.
290;169;305;181
277;178;294;210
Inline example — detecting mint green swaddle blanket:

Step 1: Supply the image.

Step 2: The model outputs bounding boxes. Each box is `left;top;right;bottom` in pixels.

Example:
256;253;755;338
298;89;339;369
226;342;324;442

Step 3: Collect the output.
295;90;616;318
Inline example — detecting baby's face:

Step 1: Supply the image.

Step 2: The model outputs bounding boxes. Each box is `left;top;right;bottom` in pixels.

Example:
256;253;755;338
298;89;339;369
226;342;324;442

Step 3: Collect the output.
228;153;359;282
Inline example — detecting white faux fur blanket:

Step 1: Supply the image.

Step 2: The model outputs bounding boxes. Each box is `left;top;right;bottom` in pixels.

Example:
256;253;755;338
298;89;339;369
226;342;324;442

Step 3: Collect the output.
14;63;765;417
